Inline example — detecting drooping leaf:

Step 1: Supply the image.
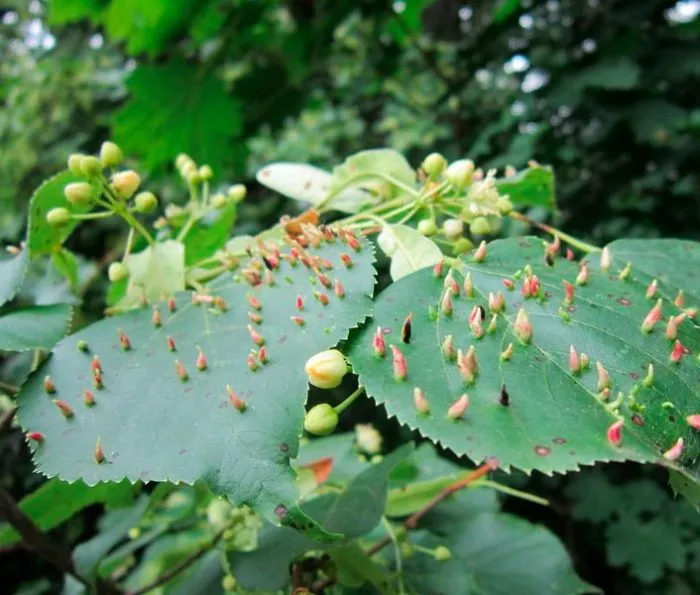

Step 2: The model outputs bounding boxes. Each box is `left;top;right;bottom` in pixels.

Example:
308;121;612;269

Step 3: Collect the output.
113;240;185;311
329;149;416;199
494;164;556;210
348;237;700;484
377;224;442;281
256;163;377;213
18;232;376;539
0;304;73;351
183;204;236;266
0;247;29;308
112;60;243;174
228;443;412;591
402;512;597;595
26;171;95;257
0;479;135;547
51;249;80;290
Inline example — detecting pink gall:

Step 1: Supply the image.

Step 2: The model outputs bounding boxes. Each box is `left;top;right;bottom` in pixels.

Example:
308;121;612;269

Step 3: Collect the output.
663;437;684;462
447;394;470;420
390;345;408;382
413;387;430;414
607;420;623;447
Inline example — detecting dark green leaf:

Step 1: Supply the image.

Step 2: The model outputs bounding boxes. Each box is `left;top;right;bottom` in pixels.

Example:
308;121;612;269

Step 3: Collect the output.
0;247;29;308
493;0;521;23
0;304;73;351
51;249;80;291
494;165;556;210
183;204;236;267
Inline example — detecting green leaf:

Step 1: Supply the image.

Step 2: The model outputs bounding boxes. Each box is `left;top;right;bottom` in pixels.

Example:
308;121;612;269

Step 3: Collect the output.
47;0;105;25
183;204;236;267
670;469;700;511
330;543;396;593
349;237;700;480
51;249;80;291
18;233;376;540
493;0;521;23
494;165;556;210
114;240;185;310
0;247;29;308
256;163;378;213
112;60;242;174
402;512;597;594
377;224;442;281
329;149;416;199
385;0;435;42
0;479;134;547
0;305;73;351
229;443;412;591
26;171;95;257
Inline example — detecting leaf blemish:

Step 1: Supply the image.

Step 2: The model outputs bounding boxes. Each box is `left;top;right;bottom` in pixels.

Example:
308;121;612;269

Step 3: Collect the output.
534;445;551;456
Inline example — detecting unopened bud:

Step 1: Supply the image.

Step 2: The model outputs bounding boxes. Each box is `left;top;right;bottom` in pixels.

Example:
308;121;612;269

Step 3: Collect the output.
64;182;93;206
422;152;447;178
304;403;339;436
108;262;129;283
80;155;102;177
46;207;71;227
228;183;247;203
445;159;474;188
212;193;228;209
469;216;491;236
111;170;141;199
305;349;347;389
198;165;213;180
100;141;123;167
453;238;474;255
68;153;85;175
417;218;438;236
443;218;463;240
134;191;158;213
433;545;452;561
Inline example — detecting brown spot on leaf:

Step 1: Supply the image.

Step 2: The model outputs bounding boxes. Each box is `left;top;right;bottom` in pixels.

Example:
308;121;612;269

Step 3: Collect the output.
179;449;187;455
274;504;289;518
553;437;567;445
617;297;631;306
534;445;551;456
631;414;645;426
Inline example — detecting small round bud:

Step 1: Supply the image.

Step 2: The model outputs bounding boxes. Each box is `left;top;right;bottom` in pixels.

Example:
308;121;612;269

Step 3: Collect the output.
417;218;438;236
304;403;339;436
46;207;71;227
355;424;382;454
175;153;190;170
198;165;213;180
80;155;103;177
433;545;452;561
100;141;123;168
186;169;202;185
207;498;233;530
228;183;247;203
111;170;141;199
422;152;447;178
181;161;197;178
108;262;129;283
134;191;158;213
68;154;85;176
212;193;228;209
445;159;475;189
64;182;93;206
127;527;141;540
222;575;237;592
442;218;464;240
496;197;513;215
453;238;474;255
305;349;348;389
400;542;416;558
469;216;491;236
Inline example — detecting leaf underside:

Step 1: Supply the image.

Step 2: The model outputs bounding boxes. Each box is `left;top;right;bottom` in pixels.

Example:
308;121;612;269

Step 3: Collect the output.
18;231;376;540
349;237;700;481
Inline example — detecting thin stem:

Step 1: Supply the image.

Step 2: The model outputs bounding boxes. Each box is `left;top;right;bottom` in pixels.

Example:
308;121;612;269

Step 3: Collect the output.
471;480;549;506
177;214;198;242
381;517;405;595
123;227;135;261
509;212;600;253
118;208;156;247
71;211;114;220
333;385;365;415
0;381;19;395
127;527;227;595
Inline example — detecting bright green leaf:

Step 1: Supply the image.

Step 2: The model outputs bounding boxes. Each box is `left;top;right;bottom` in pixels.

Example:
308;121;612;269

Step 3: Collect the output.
18;234;377;540
377;224;442;281
329;149;416;200
183;204;236;266
0;304;73;351
51;249;80;290
494;165;556;210
493;0;521;23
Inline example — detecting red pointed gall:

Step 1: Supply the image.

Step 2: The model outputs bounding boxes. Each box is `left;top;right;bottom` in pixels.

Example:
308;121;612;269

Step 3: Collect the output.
500;343;514;361
53;399;73;418
575;262;589;286
487;314;498;334
151;307;162;327
401;313;412;343
444;273;459;296
447;394;470;420
27;432;44;443
247;294;262;311
291;315;305;326
433;261;444;278
473;241;487;263
390;345;408;382
663;437;684;462
196;348;208;371
94;438;105;464
686;307;697;319
168;297;176;312
440;289;453;316
596;361;611;391
91;355;102;374
248;312;263;324
580;352;590;370
457;348;476;384
666;316;678;341
227;384;247;411
118;330;131;351
83;389;95;407
346;234;361;251
645;279;658;299
641;299;663;333
566;248;575;261
373;327;386;358
333;279;345;299
315;291;330;306
214;296;228;311
674;290;685;308
43;375;56;394
502;278;514;291
686;415;700;430
598;387;611;401
441;335;455;360
569;345;581;375
340;253;353;268
513;309;533;343
258;346;269;364
174;360;189;381
296;294;304;311
470;317;484;339
607;421;623;447
248;325;265;346
317;272;331;288
670;340;684;364
563;280;575;305
600;246;612;271
488;292;505;313
192;292;215;305
166;336;176;352
247;353;259;371
413;387;430;414
93;371;104;389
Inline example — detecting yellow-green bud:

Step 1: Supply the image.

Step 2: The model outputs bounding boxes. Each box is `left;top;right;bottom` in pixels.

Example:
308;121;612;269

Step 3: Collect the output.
400;542;416;558
198;165;213;180
46;207;71;227
207;498;233;530
212;193;228;209
228;183;247;203
422;152;447;178
134;191;158;213
355;423;382;454
175;153;191;170
108;262;129;283
100;141;123;168
445;159;475;189
417;218;438;236
186;170;202;185
68;154;85;176
433;545;452;561
64;182;93;206
127;527;141;540
304;403;339;436
305;349;348;389
453;238;474;255
469;217;491;236
496;197;513;215
80;155;103;177
222;575;237;592
181;161;197;178
442;218;464;240
223;528;235;540
111;170;141;199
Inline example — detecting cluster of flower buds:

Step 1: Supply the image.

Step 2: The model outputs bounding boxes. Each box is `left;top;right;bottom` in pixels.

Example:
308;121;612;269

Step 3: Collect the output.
175;153;213;185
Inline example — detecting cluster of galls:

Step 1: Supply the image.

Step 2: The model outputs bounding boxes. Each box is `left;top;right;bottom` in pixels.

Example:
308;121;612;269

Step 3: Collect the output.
416;152;515;255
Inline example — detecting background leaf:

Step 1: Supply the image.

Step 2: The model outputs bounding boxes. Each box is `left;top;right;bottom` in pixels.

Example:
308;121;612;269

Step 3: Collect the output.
494;165;556;210
0;247;29;308
0;304;73;351
377;224;442;281
329;149;416;198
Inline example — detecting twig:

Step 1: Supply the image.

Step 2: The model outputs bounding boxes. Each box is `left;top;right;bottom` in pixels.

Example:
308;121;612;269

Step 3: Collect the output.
508;212;600;253
127;527;227;595
0;381;20;395
0;487;89;586
0;406;17;435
